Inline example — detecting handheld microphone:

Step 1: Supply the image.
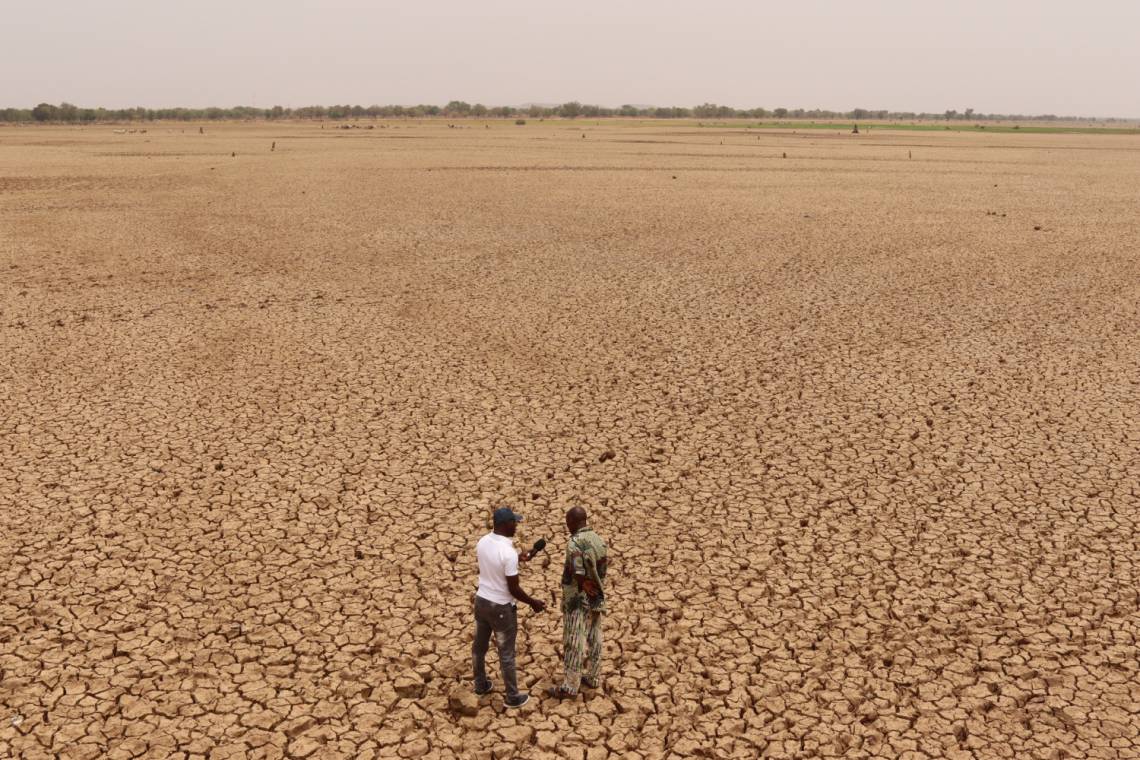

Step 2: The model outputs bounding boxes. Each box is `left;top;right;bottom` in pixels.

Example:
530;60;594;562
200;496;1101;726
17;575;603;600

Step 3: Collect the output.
530;538;547;557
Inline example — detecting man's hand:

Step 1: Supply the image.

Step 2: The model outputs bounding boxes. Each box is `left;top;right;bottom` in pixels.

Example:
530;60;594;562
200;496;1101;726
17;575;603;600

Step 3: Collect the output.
508;575;544;612
519;551;532;563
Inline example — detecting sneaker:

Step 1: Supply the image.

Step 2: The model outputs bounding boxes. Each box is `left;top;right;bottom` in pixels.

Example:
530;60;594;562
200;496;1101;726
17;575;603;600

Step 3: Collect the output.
504;693;530;709
474;681;494;696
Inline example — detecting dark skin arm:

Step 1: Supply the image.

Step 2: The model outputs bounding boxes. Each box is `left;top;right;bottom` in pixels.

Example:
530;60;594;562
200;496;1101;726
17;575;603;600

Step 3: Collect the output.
507;575;546;612
573;550;607;599
574;572;602;599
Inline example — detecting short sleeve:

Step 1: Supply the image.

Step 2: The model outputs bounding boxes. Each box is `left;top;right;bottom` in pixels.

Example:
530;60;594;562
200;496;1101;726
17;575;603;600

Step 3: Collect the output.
503;546;519;577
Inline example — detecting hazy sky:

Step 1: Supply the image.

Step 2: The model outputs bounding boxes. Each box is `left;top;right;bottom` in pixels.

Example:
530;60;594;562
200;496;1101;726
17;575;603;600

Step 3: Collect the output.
6;0;1139;116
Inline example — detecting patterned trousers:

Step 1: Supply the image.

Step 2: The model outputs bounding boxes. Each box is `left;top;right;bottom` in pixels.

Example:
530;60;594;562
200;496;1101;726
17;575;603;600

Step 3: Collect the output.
561;607;603;694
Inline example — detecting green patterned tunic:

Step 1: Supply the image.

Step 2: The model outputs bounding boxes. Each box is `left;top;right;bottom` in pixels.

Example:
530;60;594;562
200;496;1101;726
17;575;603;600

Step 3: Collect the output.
560;527;609;613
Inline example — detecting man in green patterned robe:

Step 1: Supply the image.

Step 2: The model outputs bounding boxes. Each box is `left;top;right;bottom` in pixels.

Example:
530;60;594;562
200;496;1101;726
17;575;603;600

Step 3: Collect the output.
547;506;609;699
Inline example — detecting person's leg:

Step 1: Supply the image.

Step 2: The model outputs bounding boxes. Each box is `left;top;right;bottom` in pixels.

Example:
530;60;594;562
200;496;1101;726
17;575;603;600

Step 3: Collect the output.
490;602;521;699
469;597;492;692
584;611;603;688
472;597;493;692
560;606;587;694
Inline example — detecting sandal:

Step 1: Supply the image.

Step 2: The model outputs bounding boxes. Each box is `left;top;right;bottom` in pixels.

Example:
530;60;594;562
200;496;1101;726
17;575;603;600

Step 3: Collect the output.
545;686;577;700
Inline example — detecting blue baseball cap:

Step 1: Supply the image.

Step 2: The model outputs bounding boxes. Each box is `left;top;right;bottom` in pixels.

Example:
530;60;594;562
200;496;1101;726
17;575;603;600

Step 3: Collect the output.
493;507;524;525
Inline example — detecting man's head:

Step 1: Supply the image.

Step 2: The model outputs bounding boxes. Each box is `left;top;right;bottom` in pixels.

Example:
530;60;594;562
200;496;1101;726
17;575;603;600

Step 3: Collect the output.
565;506;588;534
493;507;523;537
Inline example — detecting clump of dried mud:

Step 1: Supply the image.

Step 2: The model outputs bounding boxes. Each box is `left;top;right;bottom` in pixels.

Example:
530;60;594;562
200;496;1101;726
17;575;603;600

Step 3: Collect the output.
1;122;1138;759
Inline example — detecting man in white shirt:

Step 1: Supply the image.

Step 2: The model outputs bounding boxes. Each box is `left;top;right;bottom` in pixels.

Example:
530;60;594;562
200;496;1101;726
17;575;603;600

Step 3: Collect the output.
473;507;546;708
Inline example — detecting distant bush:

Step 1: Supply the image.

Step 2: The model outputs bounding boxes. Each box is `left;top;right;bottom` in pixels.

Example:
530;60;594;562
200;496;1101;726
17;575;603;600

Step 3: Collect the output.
515;119;526;125
0;100;1107;125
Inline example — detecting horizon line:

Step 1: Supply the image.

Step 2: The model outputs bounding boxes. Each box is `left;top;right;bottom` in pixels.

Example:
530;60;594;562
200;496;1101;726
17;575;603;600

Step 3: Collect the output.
4;101;1138;122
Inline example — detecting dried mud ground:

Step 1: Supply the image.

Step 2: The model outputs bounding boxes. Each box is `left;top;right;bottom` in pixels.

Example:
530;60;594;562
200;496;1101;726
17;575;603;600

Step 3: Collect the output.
1;121;1139;760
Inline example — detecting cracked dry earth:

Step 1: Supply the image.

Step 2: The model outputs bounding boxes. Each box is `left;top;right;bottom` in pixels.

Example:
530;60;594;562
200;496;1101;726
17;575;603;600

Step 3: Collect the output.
2;121;1139;760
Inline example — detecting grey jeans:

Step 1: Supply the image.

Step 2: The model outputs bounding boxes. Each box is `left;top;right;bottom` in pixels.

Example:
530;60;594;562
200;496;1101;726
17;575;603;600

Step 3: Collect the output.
472;595;520;698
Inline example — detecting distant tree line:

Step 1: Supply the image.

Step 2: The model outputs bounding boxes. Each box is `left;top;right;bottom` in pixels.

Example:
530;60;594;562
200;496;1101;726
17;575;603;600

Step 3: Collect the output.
0;101;1117;124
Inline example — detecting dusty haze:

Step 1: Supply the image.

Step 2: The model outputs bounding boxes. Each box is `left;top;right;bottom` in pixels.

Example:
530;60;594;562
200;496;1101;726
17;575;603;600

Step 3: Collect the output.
4;0;1139;117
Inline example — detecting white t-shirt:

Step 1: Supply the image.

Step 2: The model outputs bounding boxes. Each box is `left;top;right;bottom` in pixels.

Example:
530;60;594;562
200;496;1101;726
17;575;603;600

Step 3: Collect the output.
476;532;519;605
